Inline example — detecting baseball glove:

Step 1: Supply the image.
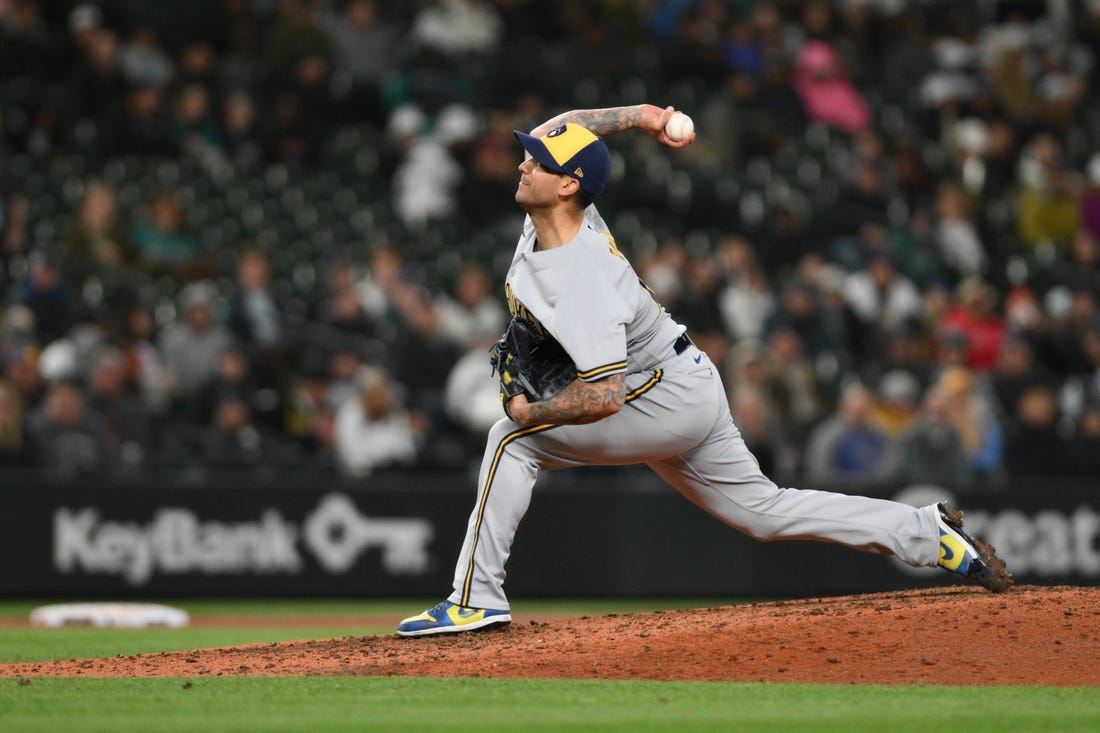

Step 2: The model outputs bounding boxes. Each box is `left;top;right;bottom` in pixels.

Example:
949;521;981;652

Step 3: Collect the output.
489;317;577;411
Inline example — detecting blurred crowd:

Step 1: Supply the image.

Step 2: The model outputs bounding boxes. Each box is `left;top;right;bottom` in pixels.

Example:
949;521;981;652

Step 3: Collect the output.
1;0;1099;490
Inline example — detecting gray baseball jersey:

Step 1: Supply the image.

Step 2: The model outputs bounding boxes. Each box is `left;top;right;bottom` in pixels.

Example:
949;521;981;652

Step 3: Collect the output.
448;205;941;610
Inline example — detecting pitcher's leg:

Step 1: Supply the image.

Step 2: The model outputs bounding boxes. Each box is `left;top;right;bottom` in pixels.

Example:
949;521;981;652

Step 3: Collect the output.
647;413;940;567
447;420;557;610
446;369;713;610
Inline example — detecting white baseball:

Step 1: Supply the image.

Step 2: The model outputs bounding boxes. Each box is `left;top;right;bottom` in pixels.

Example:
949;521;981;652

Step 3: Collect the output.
664;112;694;142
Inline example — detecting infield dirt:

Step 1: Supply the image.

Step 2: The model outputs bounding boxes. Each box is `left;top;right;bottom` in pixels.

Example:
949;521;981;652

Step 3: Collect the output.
3;585;1098;686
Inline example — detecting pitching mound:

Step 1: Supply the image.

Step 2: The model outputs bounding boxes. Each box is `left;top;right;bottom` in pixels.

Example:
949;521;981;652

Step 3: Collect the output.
3;586;1098;685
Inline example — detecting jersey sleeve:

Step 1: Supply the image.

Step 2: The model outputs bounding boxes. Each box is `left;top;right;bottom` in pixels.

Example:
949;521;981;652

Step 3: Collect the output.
549;246;633;382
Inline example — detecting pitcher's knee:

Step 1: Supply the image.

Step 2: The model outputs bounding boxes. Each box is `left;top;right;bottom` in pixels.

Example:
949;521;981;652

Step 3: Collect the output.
485;418;542;462
486;418;514;446
712;484;795;541
742;522;788;542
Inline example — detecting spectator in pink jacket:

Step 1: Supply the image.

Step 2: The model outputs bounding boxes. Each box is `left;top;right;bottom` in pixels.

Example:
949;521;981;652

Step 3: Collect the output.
793;40;870;134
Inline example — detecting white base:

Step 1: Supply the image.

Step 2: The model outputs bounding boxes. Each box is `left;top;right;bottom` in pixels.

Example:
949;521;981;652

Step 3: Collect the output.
30;602;190;628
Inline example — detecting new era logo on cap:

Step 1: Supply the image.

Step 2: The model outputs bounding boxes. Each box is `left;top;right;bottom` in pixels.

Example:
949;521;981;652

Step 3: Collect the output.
515;123;611;198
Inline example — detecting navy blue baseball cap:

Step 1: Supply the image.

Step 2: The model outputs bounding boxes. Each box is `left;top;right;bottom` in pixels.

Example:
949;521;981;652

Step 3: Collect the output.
514;123;611;199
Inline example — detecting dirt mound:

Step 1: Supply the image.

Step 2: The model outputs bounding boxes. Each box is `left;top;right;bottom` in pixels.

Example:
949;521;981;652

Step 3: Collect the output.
4;586;1098;685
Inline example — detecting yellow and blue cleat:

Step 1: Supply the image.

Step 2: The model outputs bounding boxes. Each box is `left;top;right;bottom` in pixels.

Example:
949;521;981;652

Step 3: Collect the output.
396;600;512;637
936;503;1013;593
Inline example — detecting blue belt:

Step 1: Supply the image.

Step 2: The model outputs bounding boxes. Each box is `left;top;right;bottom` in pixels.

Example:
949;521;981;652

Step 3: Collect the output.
673;332;693;355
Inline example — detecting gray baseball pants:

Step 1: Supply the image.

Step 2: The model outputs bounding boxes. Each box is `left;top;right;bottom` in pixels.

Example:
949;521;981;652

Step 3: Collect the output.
449;345;941;610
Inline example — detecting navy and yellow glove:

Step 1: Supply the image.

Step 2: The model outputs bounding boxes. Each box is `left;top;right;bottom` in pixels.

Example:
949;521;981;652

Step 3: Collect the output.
489;317;577;419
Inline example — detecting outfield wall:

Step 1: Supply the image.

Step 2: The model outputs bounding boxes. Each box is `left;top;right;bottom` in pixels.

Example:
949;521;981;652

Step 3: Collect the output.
2;469;1097;597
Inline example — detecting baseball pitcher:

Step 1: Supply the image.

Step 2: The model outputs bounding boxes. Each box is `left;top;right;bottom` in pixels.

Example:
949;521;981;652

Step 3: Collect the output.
397;104;1011;637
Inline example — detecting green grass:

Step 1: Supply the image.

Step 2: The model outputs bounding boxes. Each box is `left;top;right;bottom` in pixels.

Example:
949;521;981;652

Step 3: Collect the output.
0;599;378;662
0;599;731;663
1;677;1098;733
0;626;381;663
1;599;1097;733
0;598;728;619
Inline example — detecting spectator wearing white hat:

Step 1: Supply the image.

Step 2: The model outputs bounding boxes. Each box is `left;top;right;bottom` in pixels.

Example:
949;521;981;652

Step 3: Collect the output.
160;281;234;401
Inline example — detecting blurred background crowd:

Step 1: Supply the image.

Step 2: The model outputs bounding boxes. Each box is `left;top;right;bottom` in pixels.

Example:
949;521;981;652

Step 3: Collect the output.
1;0;1099;490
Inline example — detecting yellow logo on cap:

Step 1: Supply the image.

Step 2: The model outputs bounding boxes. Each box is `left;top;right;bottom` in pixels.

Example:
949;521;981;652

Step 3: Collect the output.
542;124;599;167
574;167;584;177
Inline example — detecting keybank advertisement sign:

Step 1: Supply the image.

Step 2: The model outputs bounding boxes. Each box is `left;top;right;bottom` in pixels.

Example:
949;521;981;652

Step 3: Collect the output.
893;486;1100;577
53;493;434;586
3;477;1098;596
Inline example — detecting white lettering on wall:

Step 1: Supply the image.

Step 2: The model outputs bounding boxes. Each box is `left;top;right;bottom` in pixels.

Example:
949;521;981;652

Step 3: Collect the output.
53;494;433;585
